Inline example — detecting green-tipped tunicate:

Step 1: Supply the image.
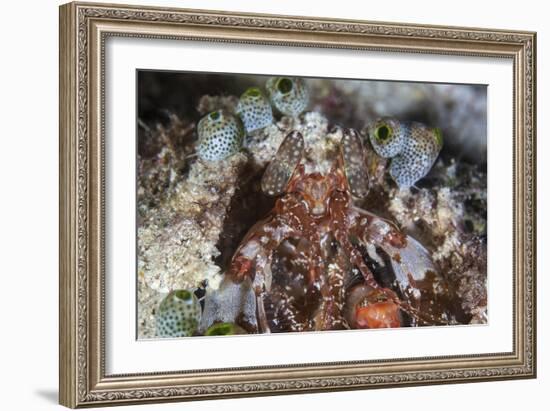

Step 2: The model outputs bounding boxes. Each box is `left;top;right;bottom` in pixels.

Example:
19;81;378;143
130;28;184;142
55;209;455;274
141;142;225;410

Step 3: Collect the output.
266;77;309;117
197;110;244;161
367;118;443;188
236;87;274;133
367;118;407;158
156;289;201;338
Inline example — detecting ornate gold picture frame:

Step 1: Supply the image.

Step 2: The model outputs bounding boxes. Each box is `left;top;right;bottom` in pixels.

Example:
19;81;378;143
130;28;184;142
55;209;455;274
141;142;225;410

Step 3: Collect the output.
59;1;536;408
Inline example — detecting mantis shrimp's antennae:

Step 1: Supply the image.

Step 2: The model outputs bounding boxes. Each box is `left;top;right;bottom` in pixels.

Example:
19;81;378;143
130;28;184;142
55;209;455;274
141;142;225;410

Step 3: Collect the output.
340;128;369;198
261;131;304;196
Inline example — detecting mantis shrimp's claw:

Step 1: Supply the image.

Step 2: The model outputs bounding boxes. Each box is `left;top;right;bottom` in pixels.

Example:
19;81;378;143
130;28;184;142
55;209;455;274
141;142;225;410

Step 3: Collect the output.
199;277;258;334
348;209;451;325
386;235;438;293
226;217;297;291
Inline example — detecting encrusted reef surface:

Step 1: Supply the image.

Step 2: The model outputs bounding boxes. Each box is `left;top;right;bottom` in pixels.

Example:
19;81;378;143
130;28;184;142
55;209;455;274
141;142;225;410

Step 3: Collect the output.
137;74;487;338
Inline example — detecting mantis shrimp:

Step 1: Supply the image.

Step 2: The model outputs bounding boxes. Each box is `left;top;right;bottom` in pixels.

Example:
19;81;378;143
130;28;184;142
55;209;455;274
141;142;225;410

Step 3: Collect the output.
221;129;451;333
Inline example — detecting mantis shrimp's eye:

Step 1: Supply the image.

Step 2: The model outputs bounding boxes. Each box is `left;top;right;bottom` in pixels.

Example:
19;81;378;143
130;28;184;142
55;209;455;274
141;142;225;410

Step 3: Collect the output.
156;290;201;338
236;87;274;133
367;118;406;158
197;110;244;161
341;128;369;198
266;77;309;117
389;122;443;188
261;131;304;196
204;322;247;336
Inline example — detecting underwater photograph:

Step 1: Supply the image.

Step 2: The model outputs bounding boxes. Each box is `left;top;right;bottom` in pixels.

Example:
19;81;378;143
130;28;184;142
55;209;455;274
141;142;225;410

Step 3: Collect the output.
136;71;487;338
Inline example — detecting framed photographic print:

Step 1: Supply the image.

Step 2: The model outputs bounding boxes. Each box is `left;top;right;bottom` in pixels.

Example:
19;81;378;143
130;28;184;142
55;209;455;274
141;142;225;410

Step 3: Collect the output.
59;1;537;408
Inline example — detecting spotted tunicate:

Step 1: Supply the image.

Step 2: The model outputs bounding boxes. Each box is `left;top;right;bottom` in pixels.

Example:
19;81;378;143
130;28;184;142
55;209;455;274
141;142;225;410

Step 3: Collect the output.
197;110;244;161
266;77;309;117
367;118;443;188
236;87;274;133
366;118;407;158
156;289;201;338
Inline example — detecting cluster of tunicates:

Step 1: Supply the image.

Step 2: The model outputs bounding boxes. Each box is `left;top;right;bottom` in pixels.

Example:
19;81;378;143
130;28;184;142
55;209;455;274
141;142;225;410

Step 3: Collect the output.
365;118;443;188
196;77;443;188
197;77;309;162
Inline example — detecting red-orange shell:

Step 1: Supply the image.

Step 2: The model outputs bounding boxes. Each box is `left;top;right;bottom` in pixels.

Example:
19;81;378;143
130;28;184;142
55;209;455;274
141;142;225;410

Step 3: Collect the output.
355;302;401;329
